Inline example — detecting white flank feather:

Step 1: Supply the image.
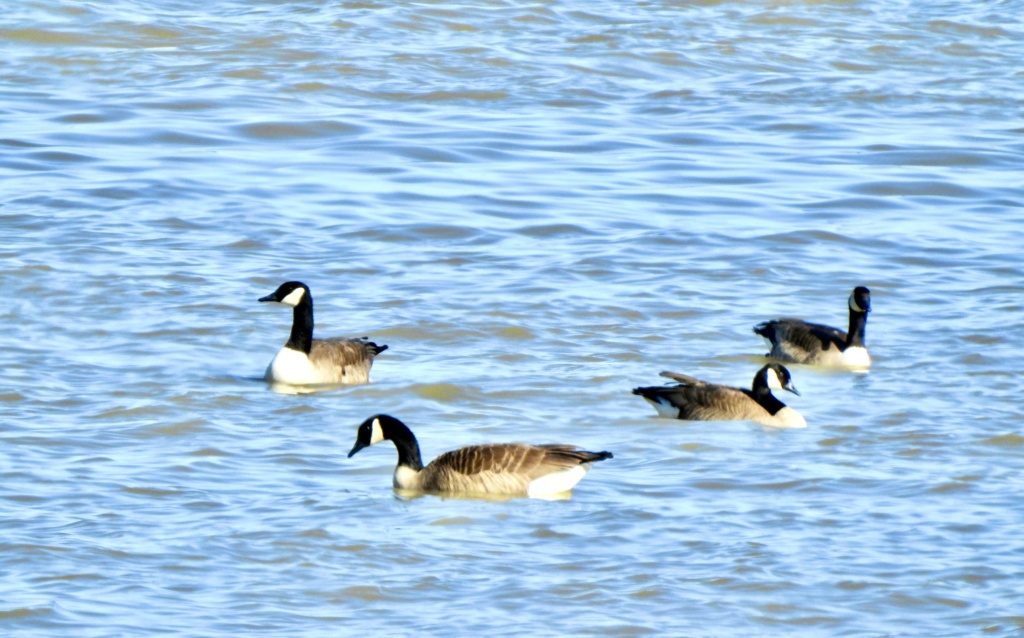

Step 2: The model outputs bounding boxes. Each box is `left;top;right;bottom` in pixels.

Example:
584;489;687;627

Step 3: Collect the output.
527;466;589;497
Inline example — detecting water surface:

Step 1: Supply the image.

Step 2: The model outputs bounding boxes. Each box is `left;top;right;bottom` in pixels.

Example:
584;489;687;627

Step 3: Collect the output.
2;0;1024;635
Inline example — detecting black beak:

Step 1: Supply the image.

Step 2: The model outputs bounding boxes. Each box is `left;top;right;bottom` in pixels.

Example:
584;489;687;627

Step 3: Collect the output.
258;293;276;303
785;381;801;396
348;441;367;458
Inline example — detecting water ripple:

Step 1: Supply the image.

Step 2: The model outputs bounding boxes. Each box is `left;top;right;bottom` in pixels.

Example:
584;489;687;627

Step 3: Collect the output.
2;0;1023;636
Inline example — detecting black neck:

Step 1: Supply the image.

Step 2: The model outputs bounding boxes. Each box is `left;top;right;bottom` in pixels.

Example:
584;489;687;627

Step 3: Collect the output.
385;419;425;472
284;295;314;354
846;308;868;349
750;375;786;416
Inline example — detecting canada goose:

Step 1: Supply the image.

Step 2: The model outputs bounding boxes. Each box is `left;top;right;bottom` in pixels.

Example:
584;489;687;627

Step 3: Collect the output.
258;281;387;385
347;414;613;497
632;363;806;428
754;286;871;369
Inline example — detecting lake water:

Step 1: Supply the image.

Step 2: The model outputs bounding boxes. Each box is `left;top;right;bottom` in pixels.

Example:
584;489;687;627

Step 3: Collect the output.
2;0;1023;635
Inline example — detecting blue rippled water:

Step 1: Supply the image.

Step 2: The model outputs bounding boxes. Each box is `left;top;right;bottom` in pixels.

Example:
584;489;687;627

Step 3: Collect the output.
2;0;1024;636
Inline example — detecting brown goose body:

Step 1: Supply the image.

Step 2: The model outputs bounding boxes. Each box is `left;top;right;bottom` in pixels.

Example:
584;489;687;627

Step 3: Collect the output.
754;286;871;369
348;415;613;497
411;443;611;494
632;364;805;428
259;281;387;385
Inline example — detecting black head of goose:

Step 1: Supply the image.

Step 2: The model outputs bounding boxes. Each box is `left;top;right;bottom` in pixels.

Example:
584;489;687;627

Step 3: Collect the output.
258;281;387;385
347;414;613;497
753;286;871;369
632;363;805;428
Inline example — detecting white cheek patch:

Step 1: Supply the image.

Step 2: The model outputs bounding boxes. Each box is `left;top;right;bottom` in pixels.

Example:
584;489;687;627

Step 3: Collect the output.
370;418;385;445
766;367;783;390
280;287;306;307
849;294;865;313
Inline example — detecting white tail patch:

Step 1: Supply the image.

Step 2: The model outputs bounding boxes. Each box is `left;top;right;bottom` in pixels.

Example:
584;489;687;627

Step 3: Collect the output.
527;466;588;497
280;286;306;307
643;396;682;419
370;418;385;445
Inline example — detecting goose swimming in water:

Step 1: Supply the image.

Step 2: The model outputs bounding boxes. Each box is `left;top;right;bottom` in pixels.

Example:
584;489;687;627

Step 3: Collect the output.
347;414;613;497
632;363;805;428
754;286;871;369
258;281;387;385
